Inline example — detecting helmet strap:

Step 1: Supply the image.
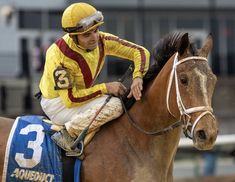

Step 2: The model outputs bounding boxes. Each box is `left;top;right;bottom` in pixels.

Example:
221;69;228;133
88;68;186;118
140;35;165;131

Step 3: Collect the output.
69;34;92;52
69;34;79;45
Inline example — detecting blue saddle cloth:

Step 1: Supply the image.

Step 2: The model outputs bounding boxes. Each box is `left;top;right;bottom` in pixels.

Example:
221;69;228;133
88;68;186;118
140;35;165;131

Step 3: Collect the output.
2;115;82;182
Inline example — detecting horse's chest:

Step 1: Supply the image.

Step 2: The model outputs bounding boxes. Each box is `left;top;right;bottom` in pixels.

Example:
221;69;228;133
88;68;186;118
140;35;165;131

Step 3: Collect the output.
131;166;157;182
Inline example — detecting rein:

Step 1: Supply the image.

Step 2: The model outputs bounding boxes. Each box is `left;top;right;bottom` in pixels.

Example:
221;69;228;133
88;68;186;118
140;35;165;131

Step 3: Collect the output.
121;52;215;138
120;98;183;136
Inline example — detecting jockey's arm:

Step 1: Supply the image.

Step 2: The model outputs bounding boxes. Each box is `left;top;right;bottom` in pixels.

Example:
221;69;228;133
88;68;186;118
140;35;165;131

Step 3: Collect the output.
101;32;150;100
57;83;107;108
57;80;127;108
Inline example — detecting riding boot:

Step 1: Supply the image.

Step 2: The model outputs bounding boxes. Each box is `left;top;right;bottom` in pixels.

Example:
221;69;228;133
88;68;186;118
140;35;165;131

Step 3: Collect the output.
51;128;82;157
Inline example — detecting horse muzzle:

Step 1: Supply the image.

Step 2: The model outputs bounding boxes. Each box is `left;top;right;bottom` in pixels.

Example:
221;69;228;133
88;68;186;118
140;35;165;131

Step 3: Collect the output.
192;115;218;150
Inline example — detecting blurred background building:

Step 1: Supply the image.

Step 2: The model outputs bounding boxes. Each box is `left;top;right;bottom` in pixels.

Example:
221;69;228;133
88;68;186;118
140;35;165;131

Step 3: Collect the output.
0;0;234;179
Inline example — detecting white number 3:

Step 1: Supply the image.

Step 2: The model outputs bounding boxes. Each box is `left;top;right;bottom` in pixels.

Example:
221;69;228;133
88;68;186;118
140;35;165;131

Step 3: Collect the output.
53;67;72;90
15;124;44;168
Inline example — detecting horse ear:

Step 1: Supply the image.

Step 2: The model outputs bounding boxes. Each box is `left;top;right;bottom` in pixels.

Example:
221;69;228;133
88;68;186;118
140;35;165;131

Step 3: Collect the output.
177;33;190;56
199;34;213;57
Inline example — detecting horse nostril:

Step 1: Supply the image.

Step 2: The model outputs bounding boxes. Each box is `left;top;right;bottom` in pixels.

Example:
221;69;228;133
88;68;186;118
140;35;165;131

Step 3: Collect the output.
196;130;207;140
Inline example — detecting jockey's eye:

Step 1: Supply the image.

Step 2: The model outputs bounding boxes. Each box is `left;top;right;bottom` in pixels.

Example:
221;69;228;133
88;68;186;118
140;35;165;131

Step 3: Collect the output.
179;75;188;86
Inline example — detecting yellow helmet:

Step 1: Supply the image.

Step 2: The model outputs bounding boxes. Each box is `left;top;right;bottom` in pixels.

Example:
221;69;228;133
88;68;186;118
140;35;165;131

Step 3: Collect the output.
61;3;104;35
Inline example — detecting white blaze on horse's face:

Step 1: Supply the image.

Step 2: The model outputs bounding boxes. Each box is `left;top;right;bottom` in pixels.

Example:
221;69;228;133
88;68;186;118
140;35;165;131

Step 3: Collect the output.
186;60;218;150
193;67;209;106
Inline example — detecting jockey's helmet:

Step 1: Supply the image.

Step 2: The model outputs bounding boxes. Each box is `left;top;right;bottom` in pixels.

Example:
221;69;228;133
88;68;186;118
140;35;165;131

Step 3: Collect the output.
61;2;104;35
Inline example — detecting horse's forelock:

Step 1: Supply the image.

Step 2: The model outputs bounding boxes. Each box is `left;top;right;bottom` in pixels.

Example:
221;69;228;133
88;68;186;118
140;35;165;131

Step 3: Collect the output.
152;32;188;67
144;32;188;82
143;32;198;91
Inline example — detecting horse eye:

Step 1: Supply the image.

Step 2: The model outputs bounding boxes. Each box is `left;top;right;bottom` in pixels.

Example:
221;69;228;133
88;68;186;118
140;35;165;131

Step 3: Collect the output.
180;76;188;85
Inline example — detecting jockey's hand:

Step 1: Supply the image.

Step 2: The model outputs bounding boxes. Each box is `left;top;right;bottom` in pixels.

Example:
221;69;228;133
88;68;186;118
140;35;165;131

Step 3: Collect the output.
105;82;127;96
127;77;143;101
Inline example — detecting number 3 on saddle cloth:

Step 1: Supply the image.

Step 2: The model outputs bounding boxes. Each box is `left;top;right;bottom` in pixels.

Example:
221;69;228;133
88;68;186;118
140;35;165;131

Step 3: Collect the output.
2;115;81;182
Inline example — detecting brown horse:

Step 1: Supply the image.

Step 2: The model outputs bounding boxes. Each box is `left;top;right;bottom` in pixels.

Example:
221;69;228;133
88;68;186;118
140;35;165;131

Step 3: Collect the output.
0;32;218;182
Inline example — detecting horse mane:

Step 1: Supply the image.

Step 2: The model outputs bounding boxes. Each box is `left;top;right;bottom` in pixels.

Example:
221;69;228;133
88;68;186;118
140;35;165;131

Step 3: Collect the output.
144;32;190;83
123;32;195;109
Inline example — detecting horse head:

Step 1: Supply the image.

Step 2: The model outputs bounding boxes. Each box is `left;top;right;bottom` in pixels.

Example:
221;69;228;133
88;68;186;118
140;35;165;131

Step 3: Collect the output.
168;33;218;150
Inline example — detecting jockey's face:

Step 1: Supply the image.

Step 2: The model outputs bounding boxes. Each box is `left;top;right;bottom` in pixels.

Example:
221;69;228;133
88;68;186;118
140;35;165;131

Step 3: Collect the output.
76;27;99;51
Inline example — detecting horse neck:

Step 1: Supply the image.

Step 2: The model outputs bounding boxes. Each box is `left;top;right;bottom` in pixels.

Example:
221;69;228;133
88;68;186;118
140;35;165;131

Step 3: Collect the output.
121;56;182;158
133;55;180;128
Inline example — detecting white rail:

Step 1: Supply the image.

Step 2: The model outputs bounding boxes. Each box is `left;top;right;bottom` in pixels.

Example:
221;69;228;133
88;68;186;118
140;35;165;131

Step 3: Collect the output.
179;134;235;148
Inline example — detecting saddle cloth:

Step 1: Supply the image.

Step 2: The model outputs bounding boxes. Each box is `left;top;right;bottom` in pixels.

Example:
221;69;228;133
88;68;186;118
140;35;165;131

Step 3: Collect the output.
2;115;63;182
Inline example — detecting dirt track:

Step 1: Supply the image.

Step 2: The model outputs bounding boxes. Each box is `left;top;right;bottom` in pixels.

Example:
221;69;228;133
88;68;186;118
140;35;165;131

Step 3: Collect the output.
175;175;235;182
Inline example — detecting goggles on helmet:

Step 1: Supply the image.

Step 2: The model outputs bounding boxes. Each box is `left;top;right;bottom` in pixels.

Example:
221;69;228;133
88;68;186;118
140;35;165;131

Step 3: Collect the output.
63;11;104;34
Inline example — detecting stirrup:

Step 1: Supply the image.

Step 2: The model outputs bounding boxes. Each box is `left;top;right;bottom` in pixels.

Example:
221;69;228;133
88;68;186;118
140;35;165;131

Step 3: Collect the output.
66;141;84;158
51;129;81;154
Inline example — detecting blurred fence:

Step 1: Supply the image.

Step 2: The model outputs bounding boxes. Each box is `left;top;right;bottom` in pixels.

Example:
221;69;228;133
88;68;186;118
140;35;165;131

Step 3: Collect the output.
0;53;19;77
174;135;235;180
0;78;42;117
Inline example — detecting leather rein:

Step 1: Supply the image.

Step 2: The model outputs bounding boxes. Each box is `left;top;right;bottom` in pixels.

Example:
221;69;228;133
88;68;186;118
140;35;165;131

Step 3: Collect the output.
121;52;215;139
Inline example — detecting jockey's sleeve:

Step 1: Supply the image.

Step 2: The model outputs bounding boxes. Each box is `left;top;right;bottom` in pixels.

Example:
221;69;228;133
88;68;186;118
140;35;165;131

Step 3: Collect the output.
57;84;107;108
100;32;150;79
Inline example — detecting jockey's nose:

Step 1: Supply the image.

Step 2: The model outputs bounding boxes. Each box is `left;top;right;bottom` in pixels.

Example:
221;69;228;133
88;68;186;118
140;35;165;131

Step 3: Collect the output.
195;129;207;141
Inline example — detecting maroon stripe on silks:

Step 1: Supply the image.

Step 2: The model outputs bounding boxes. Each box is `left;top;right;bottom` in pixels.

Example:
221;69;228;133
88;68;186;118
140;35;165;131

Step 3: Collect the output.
104;36;146;73
68;88;102;103
93;36;105;80
55;38;93;88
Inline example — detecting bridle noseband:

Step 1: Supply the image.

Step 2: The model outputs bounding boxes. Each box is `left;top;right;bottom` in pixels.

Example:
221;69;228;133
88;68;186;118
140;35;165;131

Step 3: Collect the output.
121;52;215;140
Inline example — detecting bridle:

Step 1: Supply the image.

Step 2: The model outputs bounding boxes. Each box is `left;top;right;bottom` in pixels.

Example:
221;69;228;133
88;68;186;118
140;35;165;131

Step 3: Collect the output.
166;52;215;139
121;52;215;139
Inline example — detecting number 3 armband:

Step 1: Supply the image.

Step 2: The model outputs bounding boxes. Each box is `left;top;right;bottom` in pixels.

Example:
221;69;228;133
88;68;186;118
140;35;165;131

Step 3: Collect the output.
53;66;73;90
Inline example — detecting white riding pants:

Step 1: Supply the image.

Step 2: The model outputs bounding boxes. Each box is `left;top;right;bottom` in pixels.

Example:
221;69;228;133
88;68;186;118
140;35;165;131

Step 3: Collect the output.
41;95;123;137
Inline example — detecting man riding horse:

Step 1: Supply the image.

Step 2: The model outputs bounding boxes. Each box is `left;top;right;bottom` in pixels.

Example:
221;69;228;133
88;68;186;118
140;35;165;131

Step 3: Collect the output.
39;2;150;156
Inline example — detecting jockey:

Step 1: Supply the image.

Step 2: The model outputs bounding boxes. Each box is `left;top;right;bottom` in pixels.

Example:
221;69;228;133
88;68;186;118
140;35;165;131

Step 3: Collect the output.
39;2;150;155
